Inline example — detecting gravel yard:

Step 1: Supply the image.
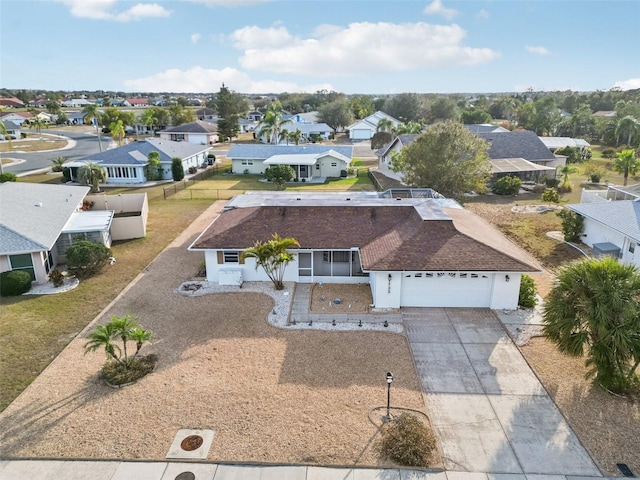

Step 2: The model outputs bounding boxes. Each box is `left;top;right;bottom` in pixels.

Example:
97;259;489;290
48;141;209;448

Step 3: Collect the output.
0;202;429;467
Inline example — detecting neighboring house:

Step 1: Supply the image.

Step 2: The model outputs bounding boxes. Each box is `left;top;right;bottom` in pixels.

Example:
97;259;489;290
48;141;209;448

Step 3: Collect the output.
196;108;216;122
159;120;219;145
0;97;25;108
256;115;333;143
347;111;402;140
35;112;55;123
227;144;353;180
189;192;541;309
247;110;263;122
0;183;112;284
61;99;93;108
567;201;640;267
593;111;616;118
29;98;48;109
123;98;148;107
539;136;591;150
67;111;88;125
376;130;556;184
464;124;510;134
0;120;21;140
67;138;210;184
0;111;32;126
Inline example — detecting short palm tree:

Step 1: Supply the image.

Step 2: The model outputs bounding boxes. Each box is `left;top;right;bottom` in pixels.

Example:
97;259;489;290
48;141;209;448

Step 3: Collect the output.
84;323;123;366
51;156;66;172
78;161;107;193
30;117;47;138
82;103;103;151
288;128;303;145
110;119;125;146
243;234;300;290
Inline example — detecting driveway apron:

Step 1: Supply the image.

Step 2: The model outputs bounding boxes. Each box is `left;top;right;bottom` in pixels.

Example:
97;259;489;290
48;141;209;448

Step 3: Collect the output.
403;308;600;475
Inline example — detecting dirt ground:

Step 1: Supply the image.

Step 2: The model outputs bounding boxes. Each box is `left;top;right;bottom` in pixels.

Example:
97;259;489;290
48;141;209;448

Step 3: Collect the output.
310;283;373;313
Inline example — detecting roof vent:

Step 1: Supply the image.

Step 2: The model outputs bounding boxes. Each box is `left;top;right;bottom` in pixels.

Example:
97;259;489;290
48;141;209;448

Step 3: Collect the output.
396;197;402;201
35;202;43;207
296;198;301;201
346;198;351;201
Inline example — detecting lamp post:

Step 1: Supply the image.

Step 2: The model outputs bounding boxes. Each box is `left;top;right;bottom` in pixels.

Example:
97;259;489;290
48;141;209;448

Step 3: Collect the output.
384;372;393;422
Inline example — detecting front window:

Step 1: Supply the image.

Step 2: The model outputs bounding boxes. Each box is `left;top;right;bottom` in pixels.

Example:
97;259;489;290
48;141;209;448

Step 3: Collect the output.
9;254;35;281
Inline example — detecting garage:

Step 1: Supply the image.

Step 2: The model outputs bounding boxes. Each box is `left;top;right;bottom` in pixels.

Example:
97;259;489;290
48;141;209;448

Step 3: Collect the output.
399;271;493;308
350;128;373;140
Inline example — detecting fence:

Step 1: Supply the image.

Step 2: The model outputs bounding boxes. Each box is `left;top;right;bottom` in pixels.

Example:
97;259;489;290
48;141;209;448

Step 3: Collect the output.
163;166;220;199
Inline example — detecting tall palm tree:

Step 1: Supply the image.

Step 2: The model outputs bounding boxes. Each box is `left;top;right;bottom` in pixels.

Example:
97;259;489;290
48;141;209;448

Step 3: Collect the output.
543;256;640;392
82;103;103;152
614;149;640;186
615;115;640;146
78;161;107;193
109;119;125;146
257;102;291;144
243;234;300;290
141;109;158;136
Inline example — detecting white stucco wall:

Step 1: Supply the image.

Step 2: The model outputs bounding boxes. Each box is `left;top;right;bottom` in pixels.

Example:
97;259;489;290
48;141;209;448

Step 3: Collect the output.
489;273;521;310
232;159;265;175
581;219;626;249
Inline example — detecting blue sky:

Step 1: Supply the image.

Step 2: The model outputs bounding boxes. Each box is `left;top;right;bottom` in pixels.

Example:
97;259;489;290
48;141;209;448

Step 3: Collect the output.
1;0;639;94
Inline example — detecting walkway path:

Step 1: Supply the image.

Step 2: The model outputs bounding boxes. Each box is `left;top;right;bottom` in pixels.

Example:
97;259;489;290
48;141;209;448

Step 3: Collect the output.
403;307;600;475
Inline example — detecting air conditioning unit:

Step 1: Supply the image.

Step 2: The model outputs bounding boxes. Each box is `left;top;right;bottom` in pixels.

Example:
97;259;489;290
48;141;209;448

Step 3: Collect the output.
219;269;243;287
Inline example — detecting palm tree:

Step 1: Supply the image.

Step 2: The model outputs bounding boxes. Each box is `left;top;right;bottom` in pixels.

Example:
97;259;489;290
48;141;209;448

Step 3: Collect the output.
141;109;158;136
288;128;303;145
614;149;640;186
51;156;66;172
615;115;640;147
108;313;140;365
78;161;107;193
109;119;125;146
543;257;640;392
29;117;47;138
130;327;153;357
396;121;424;134
376;117;395;134
558;164;577;189
257;102;292;144
82;103;103;152
84;323;123;366
278;128;290;145
243;233;300;290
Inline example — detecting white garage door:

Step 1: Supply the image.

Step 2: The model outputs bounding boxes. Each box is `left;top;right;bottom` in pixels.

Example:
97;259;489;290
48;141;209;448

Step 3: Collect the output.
400;272;493;307
351;129;372;140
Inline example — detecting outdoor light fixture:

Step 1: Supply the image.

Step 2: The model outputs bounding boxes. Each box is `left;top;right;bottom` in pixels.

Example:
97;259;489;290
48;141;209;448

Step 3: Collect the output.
384;372;394;421
387;273;392;293
505;275;510;282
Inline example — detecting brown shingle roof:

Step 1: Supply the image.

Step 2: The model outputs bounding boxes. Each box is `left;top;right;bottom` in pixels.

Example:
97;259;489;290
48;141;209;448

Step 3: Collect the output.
191;204;540;273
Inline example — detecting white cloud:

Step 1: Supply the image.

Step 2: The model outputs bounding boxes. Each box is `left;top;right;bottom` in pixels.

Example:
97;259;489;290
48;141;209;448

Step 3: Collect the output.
191;33;202;44
233;22;499;76
185;0;271;6
57;0;170;22
423;0;458;20
124;66;332;94
230;26;292;49
525;45;551;56
477;9;490;19
613;78;640;90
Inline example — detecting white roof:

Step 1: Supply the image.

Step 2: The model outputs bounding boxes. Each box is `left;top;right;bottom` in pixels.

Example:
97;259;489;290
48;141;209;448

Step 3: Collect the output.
491;158;556;174
539;137;591;149
63;210;113;233
264;154;318;165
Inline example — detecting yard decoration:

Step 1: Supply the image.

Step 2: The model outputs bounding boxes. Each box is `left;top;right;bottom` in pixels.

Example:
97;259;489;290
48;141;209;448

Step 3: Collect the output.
84;313;155;386
243;233;300;290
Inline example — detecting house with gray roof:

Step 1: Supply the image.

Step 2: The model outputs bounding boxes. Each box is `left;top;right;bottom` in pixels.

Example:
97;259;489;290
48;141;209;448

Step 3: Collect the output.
347;111;402;140
567;200;640;266
0;183;115;284
68;138;211;185
189;191;541;309
159;120;218;145
1;120;21;140
227;144;353;181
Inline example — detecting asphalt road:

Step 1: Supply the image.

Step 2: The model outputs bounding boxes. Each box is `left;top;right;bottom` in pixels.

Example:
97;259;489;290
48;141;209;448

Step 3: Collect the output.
3;128;106;175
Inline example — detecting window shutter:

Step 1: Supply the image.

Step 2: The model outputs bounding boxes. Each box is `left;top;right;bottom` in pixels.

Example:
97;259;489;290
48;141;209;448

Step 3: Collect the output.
217;251;223;264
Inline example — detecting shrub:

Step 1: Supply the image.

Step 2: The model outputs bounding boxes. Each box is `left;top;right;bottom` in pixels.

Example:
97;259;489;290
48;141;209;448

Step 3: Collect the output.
102;355;157;386
188;166;197;174
378;413;436;467
171;157;184;181
555;146;582;164
584;163;604;183
66;240;112;278
602;147;616;159
0;270;32;296
0;172;17;183
541;187;560;204
49;269;65;287
543;177;560;188
492;176;522;196
61;167;71;182
557;209;584;242
518;274;537;308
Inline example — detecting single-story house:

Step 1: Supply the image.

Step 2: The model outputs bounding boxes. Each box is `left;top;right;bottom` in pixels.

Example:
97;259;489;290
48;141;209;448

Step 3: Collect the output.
123;98;148;107
347;111;402;140
67;138;210;184
0;183;111;284
227;144;353;180
464;124;510;134
189;192;541;310
0;111;32;126
61;99;93;108
376;129;558;184
159;120;219;145
67;111;88;125
0;97;25;108
566;201;640;267
0;120;21;140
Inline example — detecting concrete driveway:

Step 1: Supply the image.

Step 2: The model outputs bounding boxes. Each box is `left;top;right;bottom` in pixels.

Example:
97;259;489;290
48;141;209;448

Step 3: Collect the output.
403;308;601;475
